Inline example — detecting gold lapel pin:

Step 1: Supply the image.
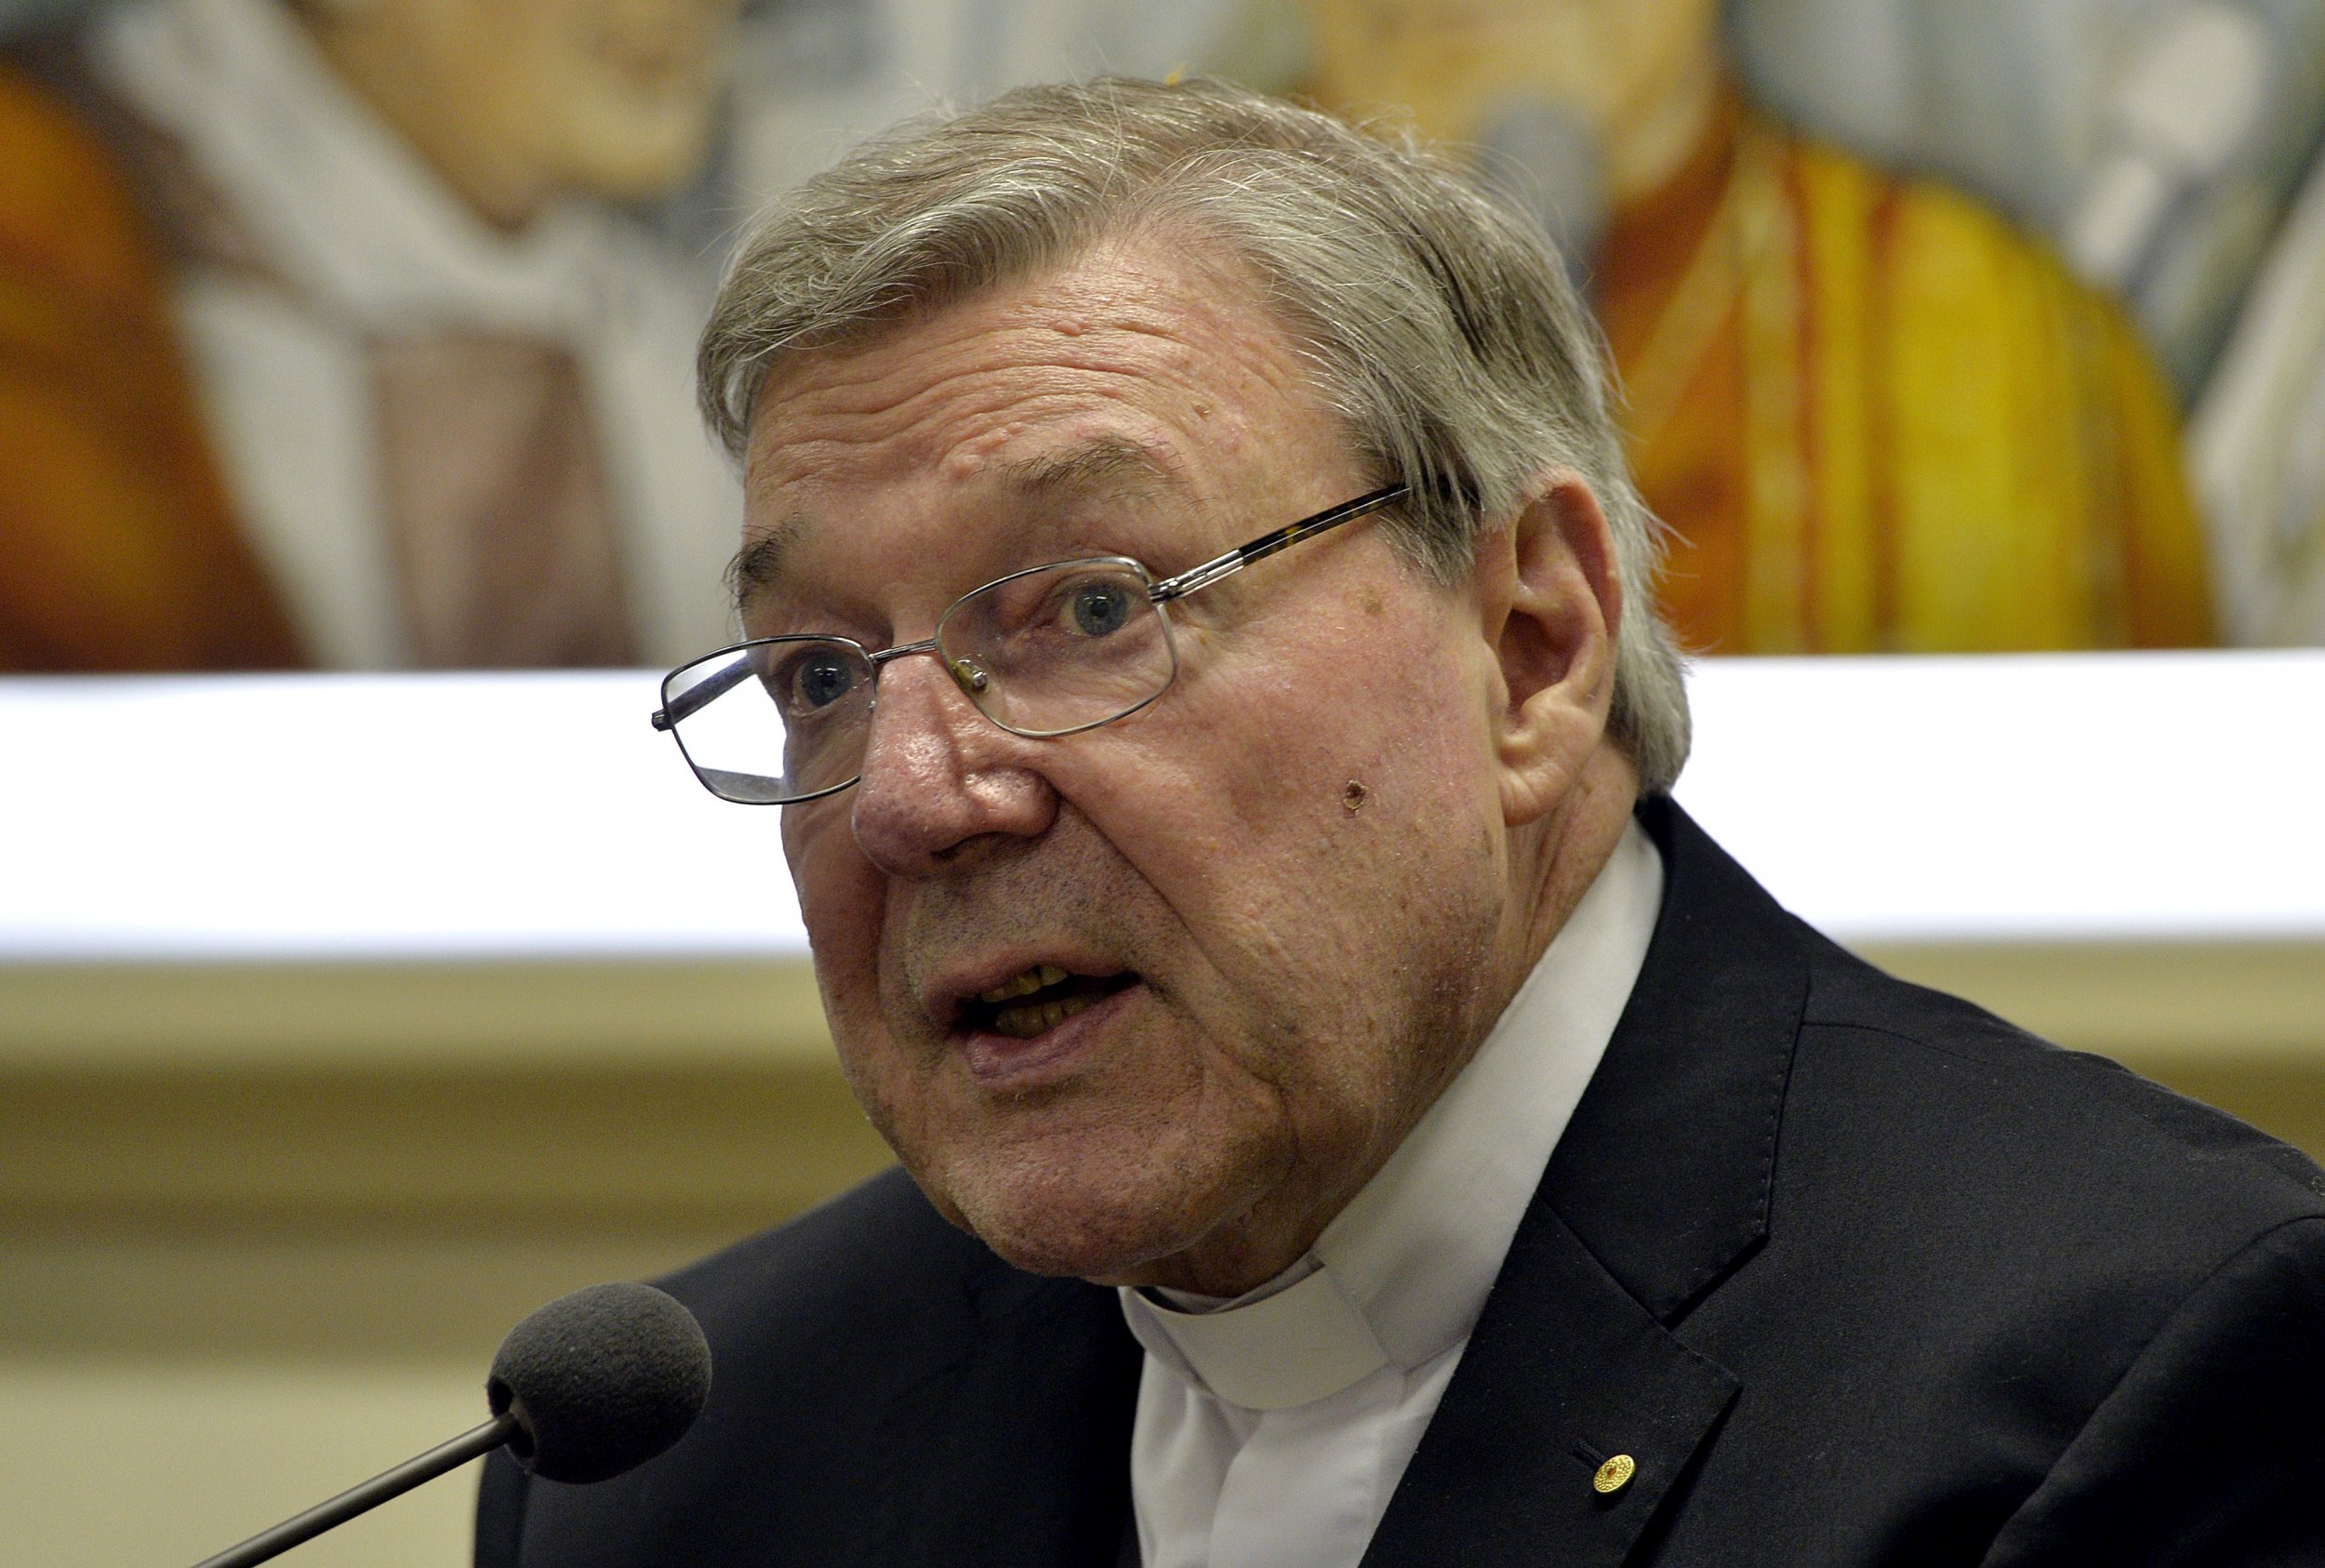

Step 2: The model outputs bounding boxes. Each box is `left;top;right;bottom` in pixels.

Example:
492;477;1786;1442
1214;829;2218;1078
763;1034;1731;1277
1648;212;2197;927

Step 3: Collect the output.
1592;1454;1637;1495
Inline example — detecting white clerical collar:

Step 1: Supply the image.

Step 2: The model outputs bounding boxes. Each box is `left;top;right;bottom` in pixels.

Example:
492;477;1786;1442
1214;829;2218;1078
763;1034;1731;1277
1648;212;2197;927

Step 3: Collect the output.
1120;820;1665;1410
93;0;633;339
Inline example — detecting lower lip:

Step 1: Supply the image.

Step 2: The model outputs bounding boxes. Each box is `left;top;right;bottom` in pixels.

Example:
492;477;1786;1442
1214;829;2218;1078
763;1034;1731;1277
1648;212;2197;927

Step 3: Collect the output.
956;981;1142;1086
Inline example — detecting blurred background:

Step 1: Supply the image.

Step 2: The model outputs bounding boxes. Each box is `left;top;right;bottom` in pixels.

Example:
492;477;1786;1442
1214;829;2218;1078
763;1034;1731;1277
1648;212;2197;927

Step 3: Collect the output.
2;0;2322;1562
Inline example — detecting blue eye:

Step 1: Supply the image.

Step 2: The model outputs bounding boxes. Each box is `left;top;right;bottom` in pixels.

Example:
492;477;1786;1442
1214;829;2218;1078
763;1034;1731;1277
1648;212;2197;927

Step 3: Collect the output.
1070;580;1134;636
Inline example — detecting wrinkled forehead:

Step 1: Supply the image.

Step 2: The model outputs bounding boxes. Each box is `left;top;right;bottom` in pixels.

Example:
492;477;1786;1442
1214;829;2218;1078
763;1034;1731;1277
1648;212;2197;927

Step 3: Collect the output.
729;434;1185;615
724;240;1352;617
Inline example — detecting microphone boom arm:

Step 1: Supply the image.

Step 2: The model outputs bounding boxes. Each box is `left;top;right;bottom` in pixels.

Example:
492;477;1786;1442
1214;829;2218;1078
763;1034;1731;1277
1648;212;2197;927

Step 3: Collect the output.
190;1413;520;1568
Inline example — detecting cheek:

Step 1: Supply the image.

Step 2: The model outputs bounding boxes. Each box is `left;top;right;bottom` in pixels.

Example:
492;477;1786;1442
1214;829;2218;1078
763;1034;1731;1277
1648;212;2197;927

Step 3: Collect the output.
1206;612;1488;844
1099;613;1497;1022
790;847;937;1157
785;813;891;1024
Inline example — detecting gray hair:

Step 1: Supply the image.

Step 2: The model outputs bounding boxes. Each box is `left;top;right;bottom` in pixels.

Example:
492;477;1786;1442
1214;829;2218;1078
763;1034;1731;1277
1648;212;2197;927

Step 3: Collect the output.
698;75;1690;791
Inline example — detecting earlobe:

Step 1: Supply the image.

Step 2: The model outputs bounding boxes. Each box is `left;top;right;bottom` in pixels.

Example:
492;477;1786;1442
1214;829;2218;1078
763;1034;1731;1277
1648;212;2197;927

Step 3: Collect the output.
1481;472;1623;827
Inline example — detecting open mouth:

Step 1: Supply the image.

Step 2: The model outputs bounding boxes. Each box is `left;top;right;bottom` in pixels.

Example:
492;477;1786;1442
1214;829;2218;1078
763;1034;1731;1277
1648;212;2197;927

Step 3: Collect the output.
958;963;1138;1040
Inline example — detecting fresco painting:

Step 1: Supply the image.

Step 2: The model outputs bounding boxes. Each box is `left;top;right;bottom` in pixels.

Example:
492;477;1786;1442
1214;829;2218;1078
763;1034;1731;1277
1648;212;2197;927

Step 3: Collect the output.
3;0;2321;669
2;49;288;669
5;0;744;671
2192;131;2325;643
1294;0;2218;654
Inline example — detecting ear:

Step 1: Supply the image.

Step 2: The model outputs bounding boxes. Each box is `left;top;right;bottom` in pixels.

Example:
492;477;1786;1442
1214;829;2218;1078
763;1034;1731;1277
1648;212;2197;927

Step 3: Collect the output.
1470;471;1623;828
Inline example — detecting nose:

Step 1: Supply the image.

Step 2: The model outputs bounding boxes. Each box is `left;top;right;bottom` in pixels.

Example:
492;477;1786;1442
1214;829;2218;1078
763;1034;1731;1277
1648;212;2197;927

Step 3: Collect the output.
847;650;1056;877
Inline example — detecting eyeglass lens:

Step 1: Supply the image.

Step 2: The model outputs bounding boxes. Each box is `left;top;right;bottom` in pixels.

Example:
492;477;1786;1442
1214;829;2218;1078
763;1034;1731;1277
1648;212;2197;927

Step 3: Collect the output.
662;558;1179;804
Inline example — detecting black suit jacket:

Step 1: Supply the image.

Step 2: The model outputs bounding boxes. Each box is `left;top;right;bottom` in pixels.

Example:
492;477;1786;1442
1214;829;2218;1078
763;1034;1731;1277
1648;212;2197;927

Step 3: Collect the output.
478;798;2325;1565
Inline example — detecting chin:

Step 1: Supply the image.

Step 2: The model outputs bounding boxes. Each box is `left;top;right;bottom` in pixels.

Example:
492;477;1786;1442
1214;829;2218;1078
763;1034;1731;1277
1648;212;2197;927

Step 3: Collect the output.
916;1131;1269;1283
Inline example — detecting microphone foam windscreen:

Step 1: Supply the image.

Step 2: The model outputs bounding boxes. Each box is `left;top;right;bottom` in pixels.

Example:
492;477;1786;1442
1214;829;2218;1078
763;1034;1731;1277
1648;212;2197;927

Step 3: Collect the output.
487;1281;712;1484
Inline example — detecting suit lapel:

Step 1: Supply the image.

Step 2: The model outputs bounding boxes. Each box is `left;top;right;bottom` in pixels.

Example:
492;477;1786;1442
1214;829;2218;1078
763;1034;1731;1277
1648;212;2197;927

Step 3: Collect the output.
1360;1205;1741;1566
881;1264;1142;1568
1362;798;1810;1566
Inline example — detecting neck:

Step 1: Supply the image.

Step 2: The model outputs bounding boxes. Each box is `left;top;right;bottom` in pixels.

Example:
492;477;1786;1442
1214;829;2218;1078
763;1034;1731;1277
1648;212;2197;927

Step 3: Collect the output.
1506;749;1643;985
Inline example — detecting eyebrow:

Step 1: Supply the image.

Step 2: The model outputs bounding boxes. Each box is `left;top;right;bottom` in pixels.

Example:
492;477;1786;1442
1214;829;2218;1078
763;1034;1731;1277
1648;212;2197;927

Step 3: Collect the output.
992;437;1176;503
726;437;1179;612
727;520;799;608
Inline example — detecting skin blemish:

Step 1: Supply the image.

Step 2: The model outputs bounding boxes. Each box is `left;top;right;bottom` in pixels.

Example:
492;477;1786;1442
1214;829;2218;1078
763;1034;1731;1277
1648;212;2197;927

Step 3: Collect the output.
1342;780;1368;813
1361;589;1386;618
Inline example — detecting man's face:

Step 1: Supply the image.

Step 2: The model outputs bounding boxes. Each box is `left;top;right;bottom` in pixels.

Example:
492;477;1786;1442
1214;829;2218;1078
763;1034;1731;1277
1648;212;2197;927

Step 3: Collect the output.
740;237;1522;1292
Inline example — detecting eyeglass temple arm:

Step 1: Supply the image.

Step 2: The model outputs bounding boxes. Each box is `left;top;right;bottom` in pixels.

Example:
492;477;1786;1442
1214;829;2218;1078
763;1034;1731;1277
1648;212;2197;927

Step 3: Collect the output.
1148;484;1411;604
650;651;756;731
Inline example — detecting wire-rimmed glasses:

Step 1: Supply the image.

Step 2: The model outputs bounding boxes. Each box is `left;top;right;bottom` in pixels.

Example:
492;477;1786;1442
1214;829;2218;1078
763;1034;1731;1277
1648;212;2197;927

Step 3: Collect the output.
651;484;1410;804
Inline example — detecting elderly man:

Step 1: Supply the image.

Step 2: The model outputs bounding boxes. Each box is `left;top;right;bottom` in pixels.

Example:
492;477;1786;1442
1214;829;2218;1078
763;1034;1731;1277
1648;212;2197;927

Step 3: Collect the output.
478;78;2325;1566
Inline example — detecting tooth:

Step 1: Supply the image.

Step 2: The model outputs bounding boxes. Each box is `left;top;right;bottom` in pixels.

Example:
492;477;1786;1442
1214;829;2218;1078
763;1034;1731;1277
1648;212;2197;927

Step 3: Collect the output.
984;986;1107;1042
1038;963;1068;987
978;967;1041;1004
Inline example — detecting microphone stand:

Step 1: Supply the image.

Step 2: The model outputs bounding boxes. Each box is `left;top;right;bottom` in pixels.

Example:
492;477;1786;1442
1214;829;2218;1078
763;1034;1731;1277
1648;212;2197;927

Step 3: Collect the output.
191;1413;520;1568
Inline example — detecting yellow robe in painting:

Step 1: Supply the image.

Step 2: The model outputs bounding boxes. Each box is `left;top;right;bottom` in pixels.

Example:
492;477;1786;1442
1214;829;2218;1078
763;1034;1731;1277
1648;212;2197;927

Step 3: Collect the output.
1600;97;2213;654
1296;0;2214;653
0;59;301;671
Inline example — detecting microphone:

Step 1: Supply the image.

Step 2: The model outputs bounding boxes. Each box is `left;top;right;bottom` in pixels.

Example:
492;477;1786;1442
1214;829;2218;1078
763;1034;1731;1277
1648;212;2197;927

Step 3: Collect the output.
191;1282;712;1568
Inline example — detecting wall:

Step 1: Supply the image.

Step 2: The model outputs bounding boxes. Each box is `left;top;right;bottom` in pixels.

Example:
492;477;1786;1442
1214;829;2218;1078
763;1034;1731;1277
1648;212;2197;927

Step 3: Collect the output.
4;941;2321;1566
